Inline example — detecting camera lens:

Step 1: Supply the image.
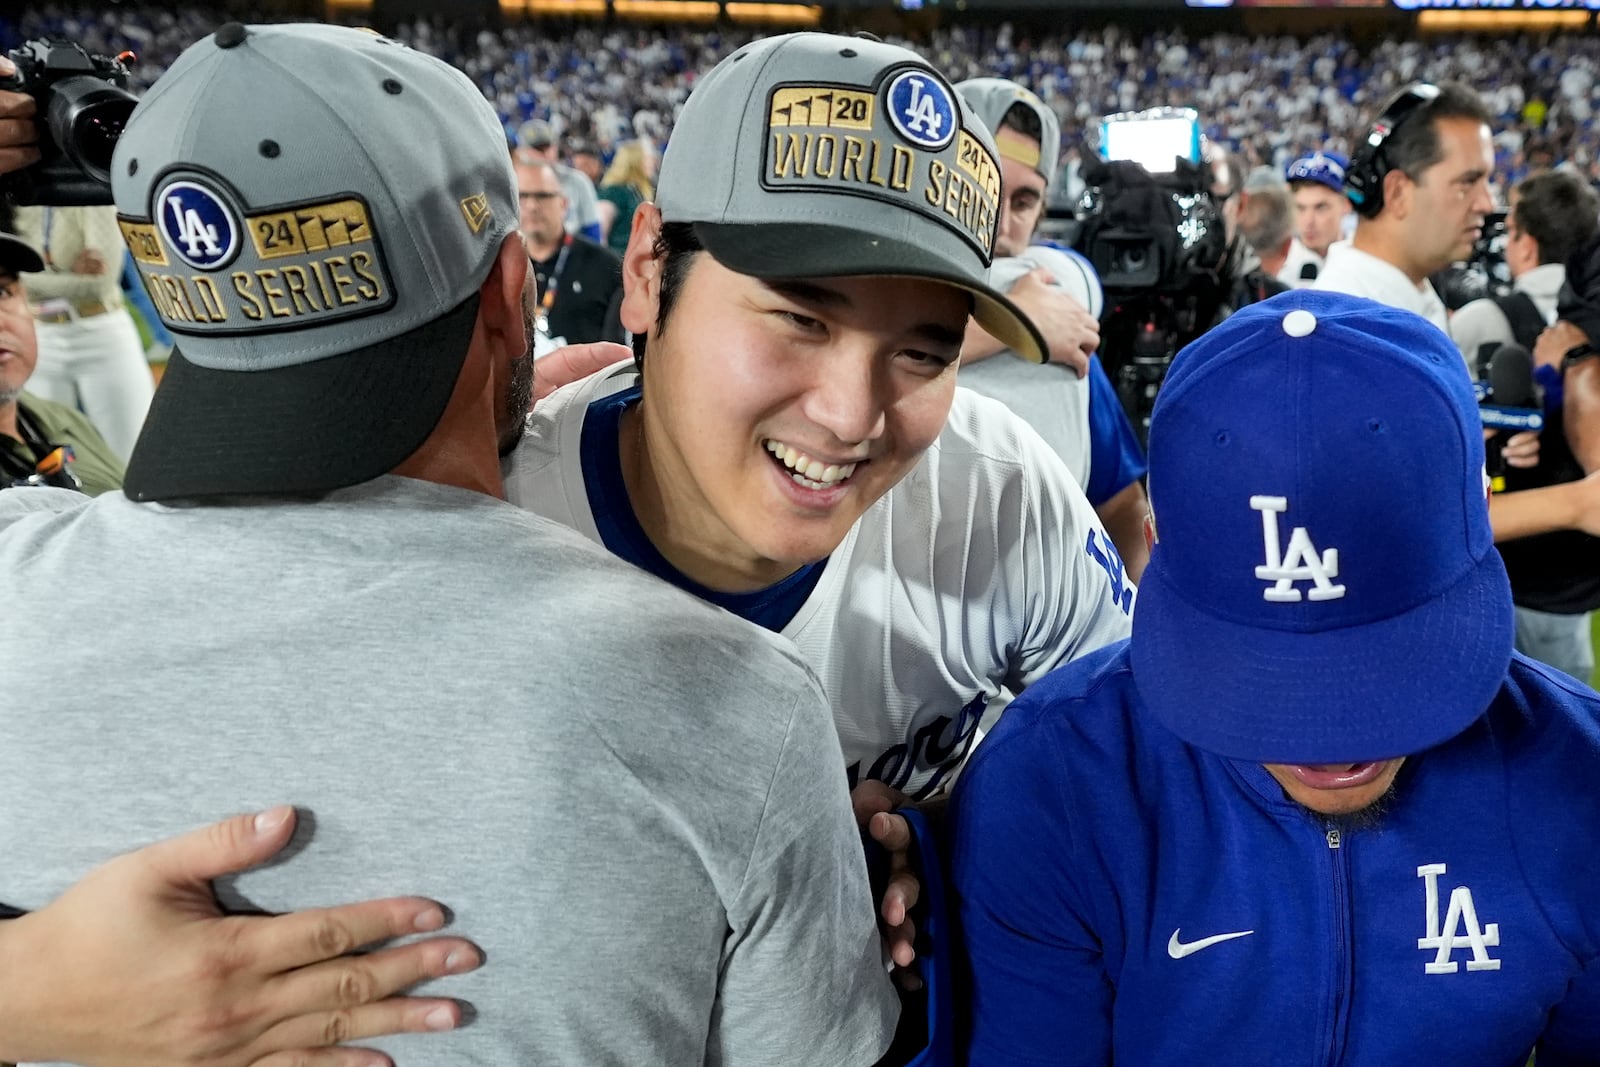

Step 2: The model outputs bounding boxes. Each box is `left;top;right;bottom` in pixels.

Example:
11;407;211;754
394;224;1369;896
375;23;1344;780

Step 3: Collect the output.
46;76;139;184
71;105;134;175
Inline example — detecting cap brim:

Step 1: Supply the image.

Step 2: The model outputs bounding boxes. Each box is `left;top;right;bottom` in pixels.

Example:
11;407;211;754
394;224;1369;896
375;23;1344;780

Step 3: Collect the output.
693;222;1049;364
123;293;478;502
0;234;45;275
1130;546;1514;764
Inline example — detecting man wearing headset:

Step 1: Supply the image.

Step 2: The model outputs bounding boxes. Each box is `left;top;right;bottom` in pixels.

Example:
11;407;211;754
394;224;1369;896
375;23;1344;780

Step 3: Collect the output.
1314;82;1495;335
1314;82;1600;546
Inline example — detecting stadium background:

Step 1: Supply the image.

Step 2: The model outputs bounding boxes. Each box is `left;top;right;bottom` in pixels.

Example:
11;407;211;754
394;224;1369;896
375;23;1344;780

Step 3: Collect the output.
5;0;1597;681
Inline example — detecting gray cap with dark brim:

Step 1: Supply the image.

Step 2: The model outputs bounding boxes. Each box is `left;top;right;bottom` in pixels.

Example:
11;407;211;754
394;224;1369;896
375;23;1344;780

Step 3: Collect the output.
657;33;1048;364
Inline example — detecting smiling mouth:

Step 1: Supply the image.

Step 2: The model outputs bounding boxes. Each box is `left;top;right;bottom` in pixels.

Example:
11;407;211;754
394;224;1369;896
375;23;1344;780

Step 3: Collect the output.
764;439;861;490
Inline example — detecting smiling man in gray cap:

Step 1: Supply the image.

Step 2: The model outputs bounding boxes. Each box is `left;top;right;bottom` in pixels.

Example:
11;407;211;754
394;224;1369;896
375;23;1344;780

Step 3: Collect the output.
0;22;892;1067
502;38;1134;1018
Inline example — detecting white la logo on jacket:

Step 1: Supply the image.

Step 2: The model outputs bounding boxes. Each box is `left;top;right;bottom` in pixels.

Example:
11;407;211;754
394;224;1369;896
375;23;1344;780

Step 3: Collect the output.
1251;495;1346;602
1417;863;1501;973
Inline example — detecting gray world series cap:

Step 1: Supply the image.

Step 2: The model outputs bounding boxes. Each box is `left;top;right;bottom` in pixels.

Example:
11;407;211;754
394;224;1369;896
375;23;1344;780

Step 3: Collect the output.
657;33;1047;363
111;22;518;501
955;77;1061;188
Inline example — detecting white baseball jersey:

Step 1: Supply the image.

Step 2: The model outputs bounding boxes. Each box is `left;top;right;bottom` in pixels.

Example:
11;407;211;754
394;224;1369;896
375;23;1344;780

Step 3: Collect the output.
505;364;1135;799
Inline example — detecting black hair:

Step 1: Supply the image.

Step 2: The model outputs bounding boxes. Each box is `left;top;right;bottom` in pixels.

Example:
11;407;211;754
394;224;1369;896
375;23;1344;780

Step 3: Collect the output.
1378;81;1495;184
630;221;704;376
1512;168;1600;267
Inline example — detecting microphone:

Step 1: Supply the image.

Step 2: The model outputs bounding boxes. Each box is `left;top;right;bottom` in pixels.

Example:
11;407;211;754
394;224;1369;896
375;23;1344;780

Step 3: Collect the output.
1299;262;1319;281
1481;343;1543;492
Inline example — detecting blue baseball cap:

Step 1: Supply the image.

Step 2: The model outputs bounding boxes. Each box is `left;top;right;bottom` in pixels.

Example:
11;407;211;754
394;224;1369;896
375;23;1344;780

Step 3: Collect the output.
1131;291;1513;765
1285;151;1349;194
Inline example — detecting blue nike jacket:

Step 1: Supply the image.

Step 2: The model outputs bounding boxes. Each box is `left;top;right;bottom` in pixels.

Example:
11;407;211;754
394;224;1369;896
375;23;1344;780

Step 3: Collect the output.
948;642;1600;1065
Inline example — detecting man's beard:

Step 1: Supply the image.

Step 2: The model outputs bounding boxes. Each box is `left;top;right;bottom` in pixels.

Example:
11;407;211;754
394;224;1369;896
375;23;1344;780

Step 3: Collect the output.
497;279;538;457
1305;781;1399;835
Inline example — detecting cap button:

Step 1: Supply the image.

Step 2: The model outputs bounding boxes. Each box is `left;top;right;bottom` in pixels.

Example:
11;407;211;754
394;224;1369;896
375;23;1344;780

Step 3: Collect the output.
215;23;248;49
1283;309;1317;338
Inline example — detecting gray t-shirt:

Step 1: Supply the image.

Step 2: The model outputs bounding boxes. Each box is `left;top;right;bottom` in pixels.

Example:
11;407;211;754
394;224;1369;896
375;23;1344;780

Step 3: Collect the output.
0;477;897;1066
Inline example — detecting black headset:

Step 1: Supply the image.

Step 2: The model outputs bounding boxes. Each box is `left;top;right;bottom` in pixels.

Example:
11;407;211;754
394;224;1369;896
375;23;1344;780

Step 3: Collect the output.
1344;83;1441;219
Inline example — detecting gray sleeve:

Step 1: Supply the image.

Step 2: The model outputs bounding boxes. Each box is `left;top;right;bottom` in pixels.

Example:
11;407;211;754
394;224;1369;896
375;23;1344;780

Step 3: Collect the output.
708;682;900;1067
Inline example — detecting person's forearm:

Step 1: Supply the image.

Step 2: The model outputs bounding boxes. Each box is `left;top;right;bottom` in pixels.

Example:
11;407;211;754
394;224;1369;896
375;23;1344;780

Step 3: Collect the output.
1490;482;1581;543
1565;357;1599;472
24;268;113;305
961;318;1006;365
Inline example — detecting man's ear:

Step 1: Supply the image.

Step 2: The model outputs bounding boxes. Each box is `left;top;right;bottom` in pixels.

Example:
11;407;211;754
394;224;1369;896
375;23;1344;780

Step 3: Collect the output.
619;202;664;336
479;233;530;361
1381;168;1413;220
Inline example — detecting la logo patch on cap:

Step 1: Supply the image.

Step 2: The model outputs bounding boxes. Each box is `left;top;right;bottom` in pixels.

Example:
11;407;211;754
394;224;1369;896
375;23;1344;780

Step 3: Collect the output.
757;64;999;258
886;70;956;151
122;171;396;341
157;180;241;270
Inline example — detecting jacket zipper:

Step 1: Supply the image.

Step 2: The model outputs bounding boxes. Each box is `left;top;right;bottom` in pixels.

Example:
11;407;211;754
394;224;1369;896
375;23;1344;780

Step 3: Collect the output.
1324;826;1353;1066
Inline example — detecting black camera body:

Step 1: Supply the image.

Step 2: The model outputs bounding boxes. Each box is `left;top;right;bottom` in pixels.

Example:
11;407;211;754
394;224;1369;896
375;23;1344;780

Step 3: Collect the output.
0;39;139;207
1073;156;1227;296
1434;209;1511;312
1072;155;1230;444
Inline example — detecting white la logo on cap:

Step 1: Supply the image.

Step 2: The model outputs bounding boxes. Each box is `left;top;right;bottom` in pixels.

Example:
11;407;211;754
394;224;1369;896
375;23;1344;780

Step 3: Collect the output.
1252;495;1346;602
156;179;240;271
885;69;956;151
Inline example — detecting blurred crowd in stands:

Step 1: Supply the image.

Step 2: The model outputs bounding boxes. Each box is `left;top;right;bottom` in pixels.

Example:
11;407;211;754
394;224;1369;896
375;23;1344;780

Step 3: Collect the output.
6;5;1600;211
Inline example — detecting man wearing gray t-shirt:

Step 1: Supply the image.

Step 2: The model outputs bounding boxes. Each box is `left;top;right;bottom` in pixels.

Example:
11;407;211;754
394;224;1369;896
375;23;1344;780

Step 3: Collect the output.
0;24;896;1067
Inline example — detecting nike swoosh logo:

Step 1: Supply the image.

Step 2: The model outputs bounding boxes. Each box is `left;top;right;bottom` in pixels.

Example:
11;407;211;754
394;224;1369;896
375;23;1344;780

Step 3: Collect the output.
1167;928;1255;959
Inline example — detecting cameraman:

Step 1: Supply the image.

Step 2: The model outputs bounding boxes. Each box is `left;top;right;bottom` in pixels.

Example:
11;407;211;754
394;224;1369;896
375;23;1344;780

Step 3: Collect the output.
0;228;124;495
1452;170;1596;366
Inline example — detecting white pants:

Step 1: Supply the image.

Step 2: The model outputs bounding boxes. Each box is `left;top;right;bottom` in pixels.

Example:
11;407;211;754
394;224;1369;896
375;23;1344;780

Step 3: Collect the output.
29;307;154;461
